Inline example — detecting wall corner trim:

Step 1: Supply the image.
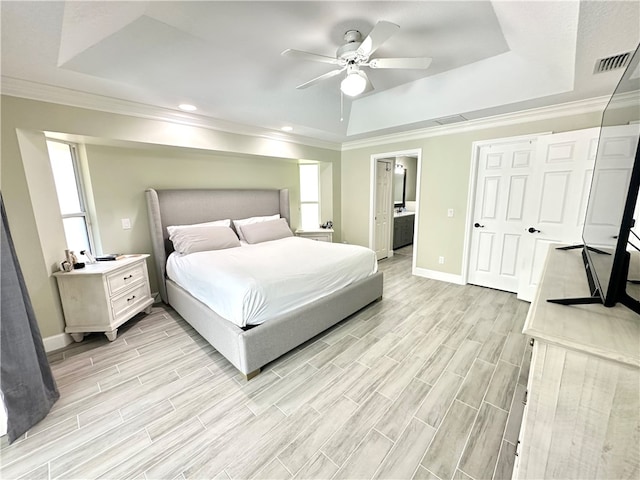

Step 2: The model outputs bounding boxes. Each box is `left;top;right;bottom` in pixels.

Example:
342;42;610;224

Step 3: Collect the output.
412;267;465;285
43;332;74;353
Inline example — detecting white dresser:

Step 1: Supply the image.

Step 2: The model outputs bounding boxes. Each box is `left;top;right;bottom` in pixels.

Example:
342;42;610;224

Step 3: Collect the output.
54;254;154;342
513;246;639;479
295;228;333;242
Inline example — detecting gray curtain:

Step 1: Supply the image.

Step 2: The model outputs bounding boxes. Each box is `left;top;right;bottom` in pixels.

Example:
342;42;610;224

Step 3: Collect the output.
1;193;59;443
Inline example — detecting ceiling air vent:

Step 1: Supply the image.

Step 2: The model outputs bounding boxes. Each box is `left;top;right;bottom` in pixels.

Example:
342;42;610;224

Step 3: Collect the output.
594;52;632;74
434;114;467;125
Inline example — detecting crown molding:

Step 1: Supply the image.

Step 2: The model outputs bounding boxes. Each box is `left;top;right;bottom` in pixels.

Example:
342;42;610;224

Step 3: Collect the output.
341;95;617;151
0;76;342;152
4;76;636;154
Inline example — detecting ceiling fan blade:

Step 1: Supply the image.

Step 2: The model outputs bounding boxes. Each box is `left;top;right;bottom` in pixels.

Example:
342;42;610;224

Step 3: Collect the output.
368;57;432;69
281;49;341;65
296;68;345;89
357;21;400;57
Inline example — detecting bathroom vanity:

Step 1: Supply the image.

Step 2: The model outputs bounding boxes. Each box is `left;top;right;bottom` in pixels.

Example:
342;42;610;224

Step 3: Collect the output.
393;211;415;250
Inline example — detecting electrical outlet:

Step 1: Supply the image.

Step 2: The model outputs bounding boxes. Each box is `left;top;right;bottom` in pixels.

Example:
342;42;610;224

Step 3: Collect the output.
438;256;445;264
447;208;454;217
121;218;131;230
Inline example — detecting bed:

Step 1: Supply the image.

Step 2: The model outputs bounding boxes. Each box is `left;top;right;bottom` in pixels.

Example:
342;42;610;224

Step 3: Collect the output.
145;188;384;379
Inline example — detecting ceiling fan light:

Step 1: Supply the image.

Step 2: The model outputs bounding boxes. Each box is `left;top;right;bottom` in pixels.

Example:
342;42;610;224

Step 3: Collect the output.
340;72;366;97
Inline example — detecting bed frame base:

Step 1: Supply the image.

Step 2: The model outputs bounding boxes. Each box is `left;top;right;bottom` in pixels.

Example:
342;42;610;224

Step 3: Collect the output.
166;271;383;377
244;369;261;381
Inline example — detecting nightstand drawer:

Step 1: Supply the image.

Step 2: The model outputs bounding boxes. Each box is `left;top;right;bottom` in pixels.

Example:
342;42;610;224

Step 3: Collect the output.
110;283;150;323
106;263;146;297
295;229;333;243
303;233;332;242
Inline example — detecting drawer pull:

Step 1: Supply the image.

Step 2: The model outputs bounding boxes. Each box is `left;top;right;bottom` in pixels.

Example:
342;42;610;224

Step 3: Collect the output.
126;295;136;302
123;274;133;280
529;338;535;347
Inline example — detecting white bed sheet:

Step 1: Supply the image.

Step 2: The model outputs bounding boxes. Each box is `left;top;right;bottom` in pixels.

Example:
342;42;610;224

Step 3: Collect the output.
166;236;378;327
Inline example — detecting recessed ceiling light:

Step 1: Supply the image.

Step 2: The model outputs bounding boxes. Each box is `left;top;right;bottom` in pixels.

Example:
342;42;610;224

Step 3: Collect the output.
281;126;293;132
178;104;197;112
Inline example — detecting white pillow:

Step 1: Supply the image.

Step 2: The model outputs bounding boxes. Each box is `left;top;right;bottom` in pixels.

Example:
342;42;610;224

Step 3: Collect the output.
233;214;280;242
166;219;230;237
240;218;293;244
169;225;240;254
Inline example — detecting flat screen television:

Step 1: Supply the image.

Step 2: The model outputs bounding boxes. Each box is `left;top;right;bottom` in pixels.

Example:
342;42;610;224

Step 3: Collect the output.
550;43;640;314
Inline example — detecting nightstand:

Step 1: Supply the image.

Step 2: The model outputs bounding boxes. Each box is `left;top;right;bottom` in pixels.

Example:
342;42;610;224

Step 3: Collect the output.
295;228;334;242
54;254;154;342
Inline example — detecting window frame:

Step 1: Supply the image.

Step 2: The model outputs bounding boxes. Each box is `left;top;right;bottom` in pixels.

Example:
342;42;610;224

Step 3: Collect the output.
299;163;321;229
46;139;96;254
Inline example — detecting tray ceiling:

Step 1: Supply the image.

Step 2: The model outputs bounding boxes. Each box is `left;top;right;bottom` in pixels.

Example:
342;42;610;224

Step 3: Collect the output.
2;1;639;144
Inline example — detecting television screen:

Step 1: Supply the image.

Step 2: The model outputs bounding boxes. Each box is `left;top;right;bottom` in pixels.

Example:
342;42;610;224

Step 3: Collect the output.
582;43;640;309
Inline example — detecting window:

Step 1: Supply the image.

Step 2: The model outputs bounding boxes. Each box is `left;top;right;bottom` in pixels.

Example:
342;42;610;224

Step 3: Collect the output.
299;163;320;229
46;140;93;254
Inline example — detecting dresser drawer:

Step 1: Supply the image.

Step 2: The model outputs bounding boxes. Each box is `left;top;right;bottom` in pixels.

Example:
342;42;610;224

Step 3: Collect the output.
106;263;146;297
110;282;151;323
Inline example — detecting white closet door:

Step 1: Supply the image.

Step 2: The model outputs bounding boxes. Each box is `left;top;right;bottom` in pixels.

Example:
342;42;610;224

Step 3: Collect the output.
374;160;393;260
517;128;599;301
583;124;640;250
468;138;536;292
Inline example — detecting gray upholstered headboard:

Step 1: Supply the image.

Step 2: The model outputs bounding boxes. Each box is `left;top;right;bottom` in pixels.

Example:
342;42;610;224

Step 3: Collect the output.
146;188;290;303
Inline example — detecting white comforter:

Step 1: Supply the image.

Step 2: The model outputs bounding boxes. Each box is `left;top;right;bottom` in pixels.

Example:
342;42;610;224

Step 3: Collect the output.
166;236;378;327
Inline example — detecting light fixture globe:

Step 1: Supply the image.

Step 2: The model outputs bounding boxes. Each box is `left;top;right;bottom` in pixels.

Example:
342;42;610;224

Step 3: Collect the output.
340;65;367;97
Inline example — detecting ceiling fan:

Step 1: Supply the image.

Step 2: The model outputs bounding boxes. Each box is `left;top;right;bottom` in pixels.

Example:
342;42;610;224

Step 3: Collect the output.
281;21;432;97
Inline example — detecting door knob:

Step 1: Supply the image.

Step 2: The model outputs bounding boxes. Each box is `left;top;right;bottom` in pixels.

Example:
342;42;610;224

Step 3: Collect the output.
527;227;541;233
474;222;484;228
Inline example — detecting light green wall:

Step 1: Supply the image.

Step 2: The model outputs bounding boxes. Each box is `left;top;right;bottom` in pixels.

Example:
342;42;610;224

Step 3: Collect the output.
85;144;301;292
3;130;69;336
319;161;334;226
341;111;603;276
1;95;339;338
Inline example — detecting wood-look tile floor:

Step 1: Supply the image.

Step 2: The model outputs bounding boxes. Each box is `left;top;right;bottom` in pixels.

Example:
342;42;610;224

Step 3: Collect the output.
1;252;532;480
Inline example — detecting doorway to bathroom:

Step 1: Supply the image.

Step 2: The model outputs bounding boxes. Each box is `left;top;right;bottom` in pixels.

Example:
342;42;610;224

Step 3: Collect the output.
370;148;421;270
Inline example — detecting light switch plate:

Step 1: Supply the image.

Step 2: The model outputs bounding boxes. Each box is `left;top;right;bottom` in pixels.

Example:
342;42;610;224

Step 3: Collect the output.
121;218;131;230
447;209;454;217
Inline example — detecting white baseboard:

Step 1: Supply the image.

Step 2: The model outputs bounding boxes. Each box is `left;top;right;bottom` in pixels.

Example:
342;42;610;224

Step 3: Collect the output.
43;332;73;352
413;267;465;285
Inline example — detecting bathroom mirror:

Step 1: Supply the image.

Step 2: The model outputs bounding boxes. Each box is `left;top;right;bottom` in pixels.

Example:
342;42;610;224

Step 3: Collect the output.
394;167;406;207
